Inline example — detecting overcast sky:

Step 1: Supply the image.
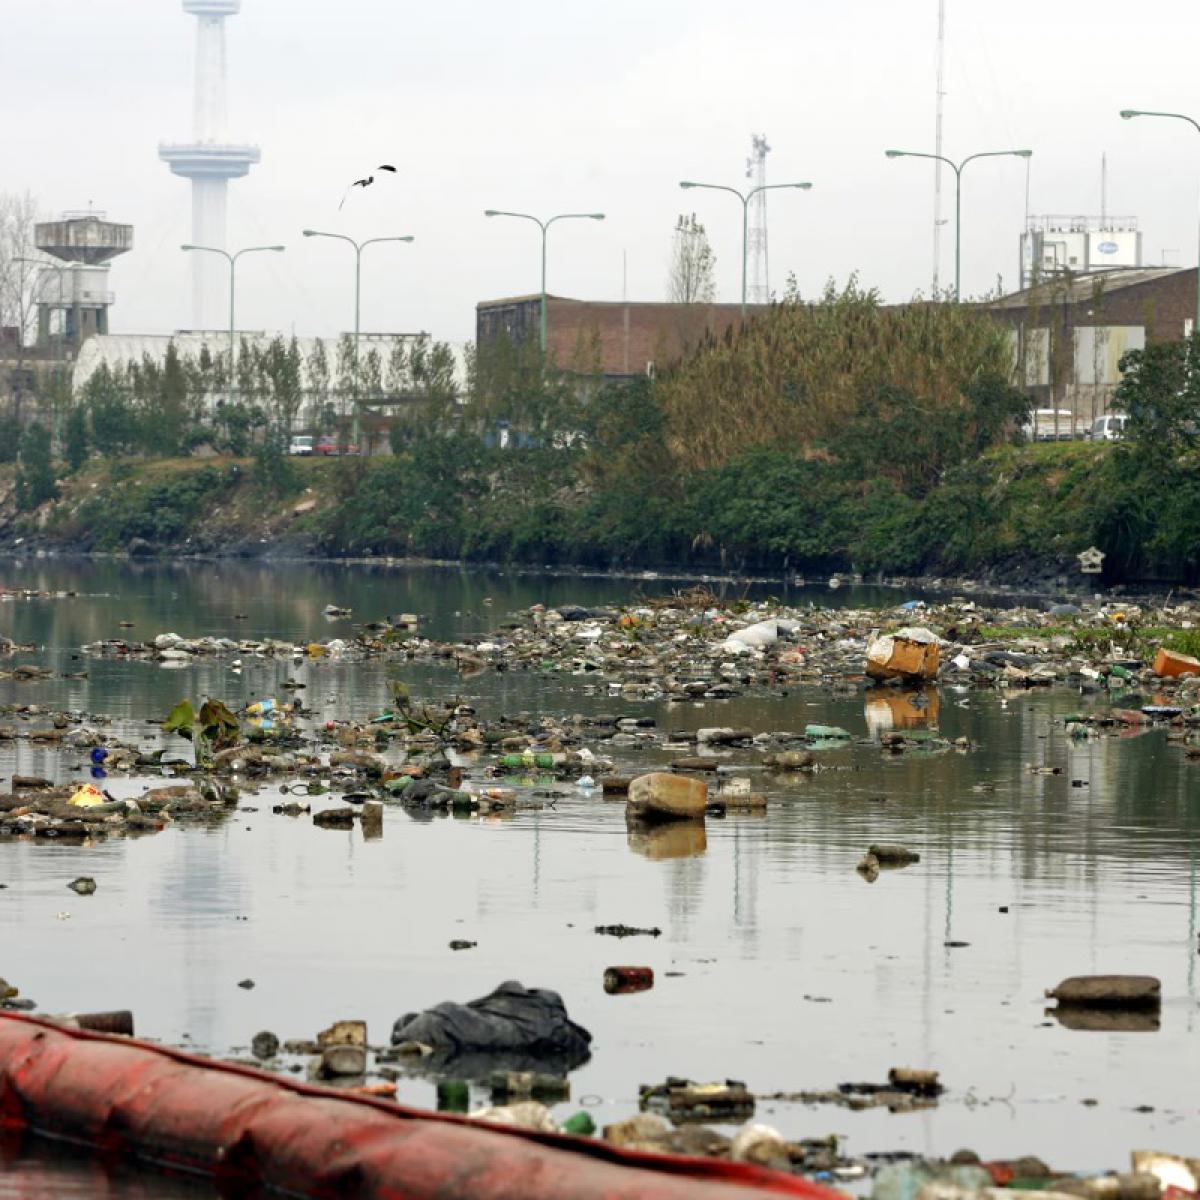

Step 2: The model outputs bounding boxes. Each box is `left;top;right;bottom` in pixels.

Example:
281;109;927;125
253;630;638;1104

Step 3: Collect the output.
5;0;1200;343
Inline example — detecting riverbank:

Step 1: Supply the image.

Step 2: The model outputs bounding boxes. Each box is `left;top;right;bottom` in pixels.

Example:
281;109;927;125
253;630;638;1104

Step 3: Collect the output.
0;440;1190;589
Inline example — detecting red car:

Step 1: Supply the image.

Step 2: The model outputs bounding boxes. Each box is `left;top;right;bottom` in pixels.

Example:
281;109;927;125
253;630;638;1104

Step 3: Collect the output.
315;437;359;456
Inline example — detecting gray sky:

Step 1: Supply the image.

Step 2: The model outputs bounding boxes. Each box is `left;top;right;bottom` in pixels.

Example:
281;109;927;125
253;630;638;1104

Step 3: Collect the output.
5;0;1200;343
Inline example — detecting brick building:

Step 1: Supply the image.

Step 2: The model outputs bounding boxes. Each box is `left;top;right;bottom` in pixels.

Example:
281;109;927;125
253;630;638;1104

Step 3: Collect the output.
985;267;1198;425
476;294;763;380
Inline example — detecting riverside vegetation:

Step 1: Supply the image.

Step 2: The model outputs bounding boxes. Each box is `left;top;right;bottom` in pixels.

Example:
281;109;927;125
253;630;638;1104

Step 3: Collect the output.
3;281;1199;585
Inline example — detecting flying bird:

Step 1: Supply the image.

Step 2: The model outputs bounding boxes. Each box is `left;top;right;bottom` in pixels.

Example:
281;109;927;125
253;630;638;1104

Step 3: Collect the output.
338;166;398;209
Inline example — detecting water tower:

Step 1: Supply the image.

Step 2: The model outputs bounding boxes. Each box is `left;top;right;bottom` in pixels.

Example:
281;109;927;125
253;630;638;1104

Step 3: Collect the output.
159;0;260;330
33;212;133;348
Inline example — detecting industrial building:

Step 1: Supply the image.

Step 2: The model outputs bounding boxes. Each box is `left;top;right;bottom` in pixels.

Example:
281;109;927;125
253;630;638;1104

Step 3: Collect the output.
986;266;1197;425
1019;214;1142;289
476;295;761;381
0;210;133;417
31;212;133;348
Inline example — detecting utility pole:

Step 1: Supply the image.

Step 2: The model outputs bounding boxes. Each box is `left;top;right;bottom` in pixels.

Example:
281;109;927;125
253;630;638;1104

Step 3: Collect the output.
745;134;771;305
933;0;947;294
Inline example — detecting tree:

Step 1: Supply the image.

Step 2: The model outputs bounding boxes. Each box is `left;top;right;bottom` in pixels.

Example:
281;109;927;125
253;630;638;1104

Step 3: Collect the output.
64;404;89;472
306;339;331;430
1112;333;1200;460
253;423;299;497
85;363;137;456
0;192;44;421
236;336;259;405
262;335;304;440
335;334;357;447
667;213;716;306
385;339;409;398
389;338;461;451
139;340;189;456
15;422;56;511
361;346;383;402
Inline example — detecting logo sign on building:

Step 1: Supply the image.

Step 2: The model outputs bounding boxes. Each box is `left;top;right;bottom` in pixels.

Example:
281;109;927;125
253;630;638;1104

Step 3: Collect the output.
1097;241;1119;255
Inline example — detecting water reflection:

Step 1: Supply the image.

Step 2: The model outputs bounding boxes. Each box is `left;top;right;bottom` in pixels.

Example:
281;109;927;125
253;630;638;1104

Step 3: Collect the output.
0;1132;211;1199
0;561;1198;1168
864;689;941;737
627;822;708;861
1047;1007;1162;1033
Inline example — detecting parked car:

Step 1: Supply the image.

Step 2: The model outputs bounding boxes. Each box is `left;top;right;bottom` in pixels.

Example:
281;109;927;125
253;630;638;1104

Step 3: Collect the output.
1090;414;1128;441
315;436;359;456
288;435;314;456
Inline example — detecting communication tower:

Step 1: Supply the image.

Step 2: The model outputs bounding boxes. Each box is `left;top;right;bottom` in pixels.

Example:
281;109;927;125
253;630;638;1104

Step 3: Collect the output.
745;134;770;305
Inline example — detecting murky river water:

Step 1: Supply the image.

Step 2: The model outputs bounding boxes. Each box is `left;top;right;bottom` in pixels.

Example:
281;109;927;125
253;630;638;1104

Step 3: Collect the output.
0;559;1196;1195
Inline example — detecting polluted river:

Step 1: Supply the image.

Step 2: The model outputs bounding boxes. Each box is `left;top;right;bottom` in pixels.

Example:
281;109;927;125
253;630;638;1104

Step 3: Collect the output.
0;558;1197;1198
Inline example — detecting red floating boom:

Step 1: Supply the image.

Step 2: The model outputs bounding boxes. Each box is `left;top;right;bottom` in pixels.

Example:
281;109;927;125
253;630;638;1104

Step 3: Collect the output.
0;1014;842;1200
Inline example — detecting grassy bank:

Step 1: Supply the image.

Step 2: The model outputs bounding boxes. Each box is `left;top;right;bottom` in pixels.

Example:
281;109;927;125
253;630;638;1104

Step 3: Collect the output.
0;438;1182;586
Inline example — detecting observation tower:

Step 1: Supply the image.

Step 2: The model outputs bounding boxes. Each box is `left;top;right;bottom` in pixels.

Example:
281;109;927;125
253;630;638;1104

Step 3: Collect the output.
159;0;260;330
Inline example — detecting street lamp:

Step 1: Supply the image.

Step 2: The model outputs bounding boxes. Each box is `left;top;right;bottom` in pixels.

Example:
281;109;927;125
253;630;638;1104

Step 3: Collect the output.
1120;109;1200;332
181;243;285;407
302;230;414;452
483;210;605;351
678;179;812;316
885;148;1032;301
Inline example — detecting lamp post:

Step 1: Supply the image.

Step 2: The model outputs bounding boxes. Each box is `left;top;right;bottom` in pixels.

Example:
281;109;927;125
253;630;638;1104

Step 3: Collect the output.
1120;109;1200;333
677;179;812;317
181;243;285;407
483;210;605;351
885;148;1032;301
302;230;414;452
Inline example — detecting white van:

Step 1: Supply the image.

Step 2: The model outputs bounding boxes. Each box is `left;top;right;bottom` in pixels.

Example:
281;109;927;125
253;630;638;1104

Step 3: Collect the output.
1090;414;1127;441
288;435;314;456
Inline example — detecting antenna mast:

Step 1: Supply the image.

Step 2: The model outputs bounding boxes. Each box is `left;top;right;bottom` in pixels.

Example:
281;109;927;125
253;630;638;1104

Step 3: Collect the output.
933;0;947;293
746;134;771;305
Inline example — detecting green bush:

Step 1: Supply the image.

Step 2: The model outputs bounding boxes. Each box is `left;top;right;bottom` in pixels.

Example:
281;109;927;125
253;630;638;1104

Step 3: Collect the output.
15;424;57;511
72;466;237;548
64;406;89;473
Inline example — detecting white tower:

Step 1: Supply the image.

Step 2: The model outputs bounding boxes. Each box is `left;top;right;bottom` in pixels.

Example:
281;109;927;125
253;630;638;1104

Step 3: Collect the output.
160;0;260;330
745;134;770;305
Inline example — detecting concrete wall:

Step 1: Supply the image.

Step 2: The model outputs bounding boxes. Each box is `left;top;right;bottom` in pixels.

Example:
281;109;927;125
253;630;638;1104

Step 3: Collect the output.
476;296;763;379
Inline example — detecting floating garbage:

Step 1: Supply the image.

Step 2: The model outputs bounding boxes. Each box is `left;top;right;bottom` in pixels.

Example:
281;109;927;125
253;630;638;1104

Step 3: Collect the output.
389;981;593;1075
640;1077;755;1123
866;627;942;683
603;966;654;995
1153;648;1200;679
626;773;708;823
1046;975;1162;1012
69;784;107;809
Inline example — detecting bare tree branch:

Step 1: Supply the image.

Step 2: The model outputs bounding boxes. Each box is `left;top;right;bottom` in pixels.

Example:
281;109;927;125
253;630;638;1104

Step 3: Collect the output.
667;213;716;306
